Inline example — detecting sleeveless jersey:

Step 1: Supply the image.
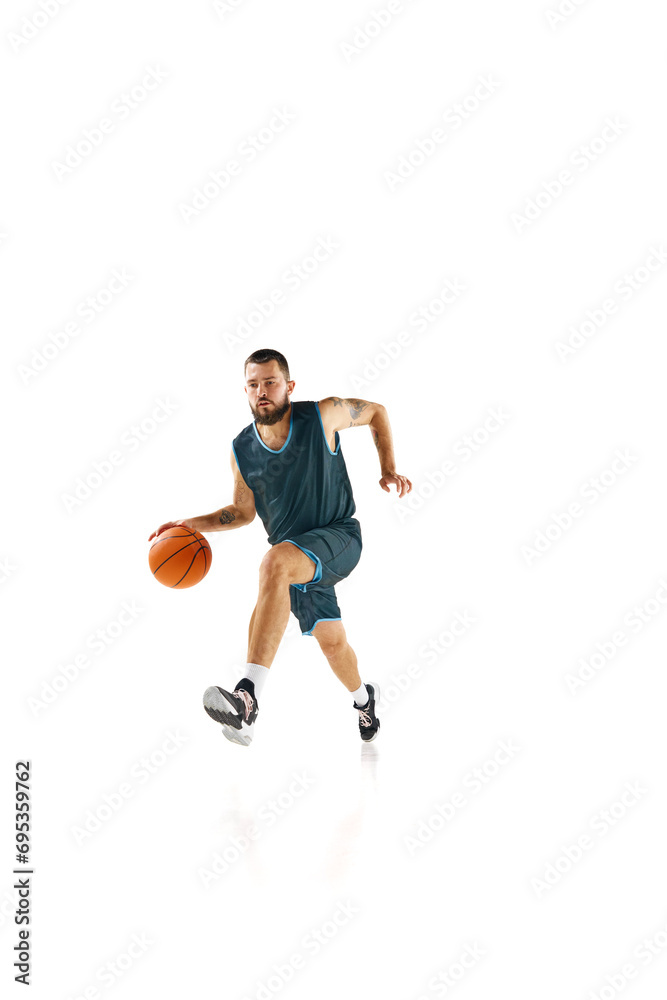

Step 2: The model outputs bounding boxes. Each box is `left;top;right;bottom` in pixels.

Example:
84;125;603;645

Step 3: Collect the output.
232;400;356;545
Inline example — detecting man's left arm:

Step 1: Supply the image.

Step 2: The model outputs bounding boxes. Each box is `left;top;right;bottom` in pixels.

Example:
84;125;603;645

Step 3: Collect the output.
318;396;412;498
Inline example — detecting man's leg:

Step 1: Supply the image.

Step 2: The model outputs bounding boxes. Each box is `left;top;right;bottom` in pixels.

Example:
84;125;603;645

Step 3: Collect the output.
247;541;317;667
203;542;316;745
247;604;257;653
313;619;381;742
311;619;362;691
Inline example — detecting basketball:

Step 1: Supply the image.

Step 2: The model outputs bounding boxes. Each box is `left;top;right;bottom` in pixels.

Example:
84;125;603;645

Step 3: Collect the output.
149;525;212;589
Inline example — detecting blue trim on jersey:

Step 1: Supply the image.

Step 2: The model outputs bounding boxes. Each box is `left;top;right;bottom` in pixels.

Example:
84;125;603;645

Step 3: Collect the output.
231;442;241;470
252;406;294;453
303;616;342;636
314;401;340;456
284;541;323;590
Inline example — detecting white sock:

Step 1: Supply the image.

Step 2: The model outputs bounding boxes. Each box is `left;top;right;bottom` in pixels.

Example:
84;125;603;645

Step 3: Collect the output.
242;662;269;699
351;681;369;708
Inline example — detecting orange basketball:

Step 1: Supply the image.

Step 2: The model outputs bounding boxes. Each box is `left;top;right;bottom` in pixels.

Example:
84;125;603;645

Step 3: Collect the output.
149;525;212;589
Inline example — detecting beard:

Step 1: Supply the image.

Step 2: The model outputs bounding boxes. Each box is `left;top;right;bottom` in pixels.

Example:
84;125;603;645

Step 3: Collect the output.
252;393;291;426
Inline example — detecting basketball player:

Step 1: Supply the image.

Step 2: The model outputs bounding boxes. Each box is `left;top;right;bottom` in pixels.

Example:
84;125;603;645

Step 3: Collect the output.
148;348;412;746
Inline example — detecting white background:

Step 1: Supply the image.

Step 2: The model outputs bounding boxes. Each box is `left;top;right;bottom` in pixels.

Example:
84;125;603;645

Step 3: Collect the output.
2;1;667;997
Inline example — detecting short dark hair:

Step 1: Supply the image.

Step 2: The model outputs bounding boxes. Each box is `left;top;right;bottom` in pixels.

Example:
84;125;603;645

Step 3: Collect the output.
244;348;290;382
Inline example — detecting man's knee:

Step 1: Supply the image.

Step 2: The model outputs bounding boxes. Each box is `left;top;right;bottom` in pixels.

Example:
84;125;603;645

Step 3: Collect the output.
314;623;347;659
259;542;313;584
259;544;290;579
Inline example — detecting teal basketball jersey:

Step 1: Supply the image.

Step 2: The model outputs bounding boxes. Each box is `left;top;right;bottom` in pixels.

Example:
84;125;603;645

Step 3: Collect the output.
232;400;356;544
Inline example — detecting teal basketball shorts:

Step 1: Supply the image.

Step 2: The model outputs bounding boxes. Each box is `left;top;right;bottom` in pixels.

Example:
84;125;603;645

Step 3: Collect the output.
281;517;362;636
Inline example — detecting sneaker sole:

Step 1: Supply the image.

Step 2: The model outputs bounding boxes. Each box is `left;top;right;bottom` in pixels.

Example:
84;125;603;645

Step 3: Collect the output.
203;686;254;746
220;725;253;747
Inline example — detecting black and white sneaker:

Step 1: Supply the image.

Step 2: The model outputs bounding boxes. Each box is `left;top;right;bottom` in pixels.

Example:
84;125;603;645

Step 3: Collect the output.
203;678;258;746
354;682;380;742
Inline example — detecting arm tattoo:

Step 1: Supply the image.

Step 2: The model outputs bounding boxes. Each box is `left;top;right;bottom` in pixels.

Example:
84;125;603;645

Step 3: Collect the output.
323;395;369;421
371;426;380;450
219;509;236;525
346;398;368;421
233;480;246;505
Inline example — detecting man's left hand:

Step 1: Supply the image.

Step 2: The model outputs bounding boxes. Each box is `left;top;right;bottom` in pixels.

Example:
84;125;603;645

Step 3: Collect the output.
379;472;412;498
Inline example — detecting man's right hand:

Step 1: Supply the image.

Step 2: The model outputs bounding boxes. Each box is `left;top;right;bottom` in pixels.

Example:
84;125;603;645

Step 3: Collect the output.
148;519;193;541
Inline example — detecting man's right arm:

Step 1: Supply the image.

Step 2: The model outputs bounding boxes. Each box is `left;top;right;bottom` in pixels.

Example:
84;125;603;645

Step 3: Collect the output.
147;449;256;540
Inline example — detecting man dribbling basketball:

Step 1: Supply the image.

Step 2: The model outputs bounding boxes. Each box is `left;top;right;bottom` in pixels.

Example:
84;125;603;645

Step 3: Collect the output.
148;348;412;746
